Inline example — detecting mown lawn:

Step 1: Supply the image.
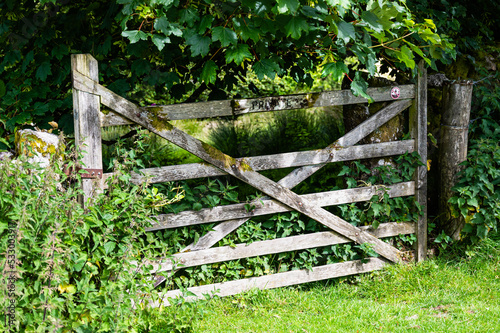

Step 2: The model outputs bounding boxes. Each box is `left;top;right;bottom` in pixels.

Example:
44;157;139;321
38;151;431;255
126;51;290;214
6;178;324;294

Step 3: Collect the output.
187;235;500;332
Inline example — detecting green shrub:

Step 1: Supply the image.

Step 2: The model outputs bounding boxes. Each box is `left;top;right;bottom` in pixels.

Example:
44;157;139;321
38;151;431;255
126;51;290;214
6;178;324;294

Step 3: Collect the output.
0;143;200;332
449;138;500;242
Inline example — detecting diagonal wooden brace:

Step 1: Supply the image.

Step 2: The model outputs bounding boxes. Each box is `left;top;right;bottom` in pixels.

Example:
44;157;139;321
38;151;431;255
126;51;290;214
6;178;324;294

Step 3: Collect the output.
183;98;413;251
73;71;403;264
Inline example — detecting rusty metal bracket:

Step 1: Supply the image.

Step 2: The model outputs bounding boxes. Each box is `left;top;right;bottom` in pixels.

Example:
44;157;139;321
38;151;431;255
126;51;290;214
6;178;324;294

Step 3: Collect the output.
80;168;103;179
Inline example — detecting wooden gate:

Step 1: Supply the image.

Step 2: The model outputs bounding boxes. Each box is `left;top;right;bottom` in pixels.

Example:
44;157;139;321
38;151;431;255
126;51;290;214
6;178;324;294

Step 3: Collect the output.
71;54;427;306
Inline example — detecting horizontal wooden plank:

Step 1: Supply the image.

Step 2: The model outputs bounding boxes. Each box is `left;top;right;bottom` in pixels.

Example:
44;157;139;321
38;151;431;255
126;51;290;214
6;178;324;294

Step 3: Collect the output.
74;67;414;126
148;181;414;231
145;257;387;307
233;85;414;115
126;140;414;184
145;222;414;273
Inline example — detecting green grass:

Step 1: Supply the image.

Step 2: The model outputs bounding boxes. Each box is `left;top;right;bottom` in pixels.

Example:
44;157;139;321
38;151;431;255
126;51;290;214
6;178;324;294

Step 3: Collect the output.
177;235;500;332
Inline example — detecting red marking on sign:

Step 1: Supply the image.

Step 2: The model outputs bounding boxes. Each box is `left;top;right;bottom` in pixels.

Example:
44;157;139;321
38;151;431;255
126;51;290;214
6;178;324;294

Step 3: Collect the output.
391;87;400;99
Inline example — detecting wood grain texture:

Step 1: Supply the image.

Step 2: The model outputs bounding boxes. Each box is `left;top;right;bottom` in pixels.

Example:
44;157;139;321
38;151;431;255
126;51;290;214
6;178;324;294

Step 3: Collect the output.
128;140;414;184
149;182;414;231
72;77;403;263
71;54;104;205
410;61;428;262
96;84;415;126
144;222;414;273
146;258;387;307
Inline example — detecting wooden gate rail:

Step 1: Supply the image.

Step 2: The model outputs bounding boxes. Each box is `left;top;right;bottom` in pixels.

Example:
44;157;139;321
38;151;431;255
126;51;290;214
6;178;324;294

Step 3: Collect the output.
106;140;414;184
148;182;414;231
72;54;427;305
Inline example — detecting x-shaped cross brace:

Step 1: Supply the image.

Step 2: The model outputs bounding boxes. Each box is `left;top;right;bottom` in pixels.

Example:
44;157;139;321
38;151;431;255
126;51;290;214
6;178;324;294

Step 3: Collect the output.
74;71;412;269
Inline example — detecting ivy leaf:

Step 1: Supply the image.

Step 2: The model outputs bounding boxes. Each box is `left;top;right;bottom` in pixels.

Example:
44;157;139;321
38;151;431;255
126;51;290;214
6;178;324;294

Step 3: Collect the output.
212;26;238;47
361;11;383;33
285;17;309;39
337;21;355;43
35;62;52;82
322;61;348;81
201;60;219;85
122;30;149;43
253;59;280;80
351;72;373;102
185;31;211;57
152;34;170;51
477;224;488;239
225;44;252;65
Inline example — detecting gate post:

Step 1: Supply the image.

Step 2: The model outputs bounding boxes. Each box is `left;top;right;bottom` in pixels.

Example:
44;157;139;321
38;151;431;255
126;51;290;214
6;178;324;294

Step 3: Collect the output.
439;81;473;240
71;54;103;206
410;61;428;262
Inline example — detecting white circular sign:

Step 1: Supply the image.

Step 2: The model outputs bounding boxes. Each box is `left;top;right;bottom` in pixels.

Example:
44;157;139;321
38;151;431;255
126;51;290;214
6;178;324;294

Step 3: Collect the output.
391;87;401;99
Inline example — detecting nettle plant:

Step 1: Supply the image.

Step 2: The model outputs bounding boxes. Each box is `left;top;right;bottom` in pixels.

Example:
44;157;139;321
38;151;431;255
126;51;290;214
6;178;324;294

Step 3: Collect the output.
0;142;202;332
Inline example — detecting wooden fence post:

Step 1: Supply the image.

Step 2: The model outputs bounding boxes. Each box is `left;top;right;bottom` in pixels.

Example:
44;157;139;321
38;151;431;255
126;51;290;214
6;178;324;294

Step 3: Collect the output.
439;81;473;240
71;54;103;206
410;61;428;262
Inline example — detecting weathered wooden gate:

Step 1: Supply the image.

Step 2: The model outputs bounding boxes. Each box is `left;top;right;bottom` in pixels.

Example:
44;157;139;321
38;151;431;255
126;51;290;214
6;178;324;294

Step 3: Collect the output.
71;54;427;305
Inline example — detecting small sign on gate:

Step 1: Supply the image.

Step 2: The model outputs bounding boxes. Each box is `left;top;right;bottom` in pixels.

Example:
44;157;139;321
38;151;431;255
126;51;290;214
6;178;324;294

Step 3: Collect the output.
391;86;401;99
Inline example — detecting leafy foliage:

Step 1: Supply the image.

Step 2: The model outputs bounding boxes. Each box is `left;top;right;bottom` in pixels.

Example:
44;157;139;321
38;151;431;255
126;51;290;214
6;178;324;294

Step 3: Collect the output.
0;143;201;332
0;0;454;150
449;139;500;242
